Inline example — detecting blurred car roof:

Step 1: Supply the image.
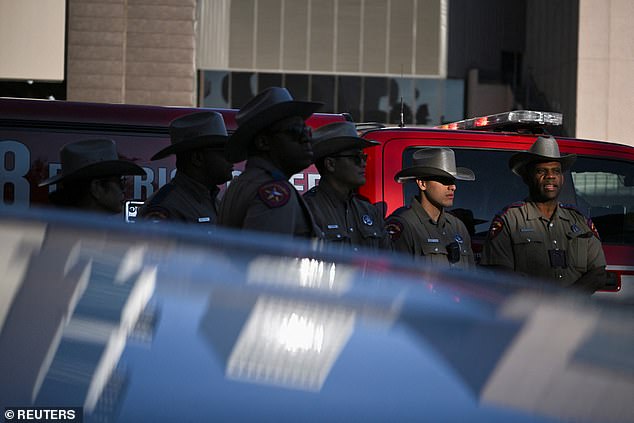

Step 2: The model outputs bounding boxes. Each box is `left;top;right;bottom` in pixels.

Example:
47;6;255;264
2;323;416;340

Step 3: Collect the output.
0;207;632;422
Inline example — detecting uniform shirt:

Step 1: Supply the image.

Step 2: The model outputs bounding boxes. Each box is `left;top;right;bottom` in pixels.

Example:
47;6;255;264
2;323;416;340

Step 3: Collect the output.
386;197;475;270
480;201;606;286
303;179;390;250
217;157;319;238
139;172;220;224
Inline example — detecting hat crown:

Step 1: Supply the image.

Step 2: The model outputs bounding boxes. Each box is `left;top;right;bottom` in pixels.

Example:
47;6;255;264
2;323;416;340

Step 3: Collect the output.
169;111;228;144
60;139;119;173
312;121;359;142
528;135;562;158
236;87;297;125
412;148;458;172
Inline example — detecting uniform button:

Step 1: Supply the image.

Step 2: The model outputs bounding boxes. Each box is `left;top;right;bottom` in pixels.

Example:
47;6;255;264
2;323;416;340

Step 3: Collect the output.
553;240;558;245
373;232;377;235
336;234;341;238
549;223;554;227
349;227;354;232
434;248;439;252
353;247;358;252
527;238;531;242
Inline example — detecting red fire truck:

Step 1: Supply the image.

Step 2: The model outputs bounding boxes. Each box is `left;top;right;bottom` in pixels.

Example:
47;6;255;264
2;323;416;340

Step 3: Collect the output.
1;99;632;300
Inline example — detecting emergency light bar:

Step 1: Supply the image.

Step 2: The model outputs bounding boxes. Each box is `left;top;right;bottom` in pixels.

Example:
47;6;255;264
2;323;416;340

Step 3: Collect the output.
436;110;562;131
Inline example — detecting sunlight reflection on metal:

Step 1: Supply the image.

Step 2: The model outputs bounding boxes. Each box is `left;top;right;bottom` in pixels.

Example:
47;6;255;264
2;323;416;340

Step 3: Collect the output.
226;296;355;391
246;256;354;294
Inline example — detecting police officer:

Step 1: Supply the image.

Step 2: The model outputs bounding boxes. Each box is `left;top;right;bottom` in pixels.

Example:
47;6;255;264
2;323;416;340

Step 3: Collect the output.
39;138;145;215
140;111;234;224
386;148;476;270
303;121;389;250
217;87;322;237
481;136;610;292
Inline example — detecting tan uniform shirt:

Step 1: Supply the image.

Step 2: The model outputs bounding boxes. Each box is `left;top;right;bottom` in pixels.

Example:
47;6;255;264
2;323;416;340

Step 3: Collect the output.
481;201;606;286
386;198;475;270
217;157;319;238
139;172;219;224
303;179;390;250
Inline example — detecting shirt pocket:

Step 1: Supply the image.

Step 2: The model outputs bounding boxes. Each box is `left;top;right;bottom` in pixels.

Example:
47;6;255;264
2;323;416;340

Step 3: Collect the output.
323;227;350;243
420;243;447;257
566;231;590;272
511;233;546;270
357;223;385;241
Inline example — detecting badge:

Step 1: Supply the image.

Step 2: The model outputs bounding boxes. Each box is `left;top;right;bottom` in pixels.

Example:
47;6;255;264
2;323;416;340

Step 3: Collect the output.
385;221;403;241
362;214;374;226
454;234;464;244
258;182;291;208
571;224;580;233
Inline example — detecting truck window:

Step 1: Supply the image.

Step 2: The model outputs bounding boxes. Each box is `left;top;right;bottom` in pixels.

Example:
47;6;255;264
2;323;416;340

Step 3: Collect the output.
400;148;633;246
570;157;634;245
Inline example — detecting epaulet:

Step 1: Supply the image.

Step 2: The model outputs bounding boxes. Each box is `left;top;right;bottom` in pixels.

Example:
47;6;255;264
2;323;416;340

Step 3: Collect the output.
257;181;292;208
488;201;524;239
304;186;318;196
559;203;601;239
146;182;175;206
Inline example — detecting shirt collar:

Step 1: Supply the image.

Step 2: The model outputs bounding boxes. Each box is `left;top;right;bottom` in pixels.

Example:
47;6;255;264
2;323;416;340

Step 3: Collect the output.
525;200;571;222
410;196;449;226
173;172;215;202
246;157;287;180
318;179;353;207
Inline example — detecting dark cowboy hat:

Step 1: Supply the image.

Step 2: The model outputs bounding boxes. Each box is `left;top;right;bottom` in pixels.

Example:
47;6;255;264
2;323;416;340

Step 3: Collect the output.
151;111;228;160
312;121;379;161
226;87;323;163
509;135;576;176
394;148;475;183
448;208;488;225
39;139;145;187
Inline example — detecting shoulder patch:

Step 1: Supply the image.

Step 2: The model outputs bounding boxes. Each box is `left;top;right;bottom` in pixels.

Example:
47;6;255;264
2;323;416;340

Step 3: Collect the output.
258;181;291;208
142;206;170;222
487;215;505;239
385;220;403;242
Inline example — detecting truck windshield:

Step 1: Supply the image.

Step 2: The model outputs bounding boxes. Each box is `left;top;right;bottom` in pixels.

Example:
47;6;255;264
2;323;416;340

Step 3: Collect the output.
401;148;634;246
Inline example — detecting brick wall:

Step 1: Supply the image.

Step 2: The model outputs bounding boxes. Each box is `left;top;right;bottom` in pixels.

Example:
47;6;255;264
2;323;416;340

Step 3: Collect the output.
67;0;196;106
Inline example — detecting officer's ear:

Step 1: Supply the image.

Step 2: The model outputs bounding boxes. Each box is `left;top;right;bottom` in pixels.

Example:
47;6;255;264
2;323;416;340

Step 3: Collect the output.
416;179;427;191
89;179;107;200
254;134;271;152
324;157;336;173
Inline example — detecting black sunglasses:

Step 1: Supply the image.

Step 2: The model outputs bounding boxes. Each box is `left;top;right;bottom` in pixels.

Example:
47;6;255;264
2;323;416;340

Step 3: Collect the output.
269;125;312;140
331;152;368;166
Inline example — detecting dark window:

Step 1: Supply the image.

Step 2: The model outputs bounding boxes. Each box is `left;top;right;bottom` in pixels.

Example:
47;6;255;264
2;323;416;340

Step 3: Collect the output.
337;76;361;121
258;73;283;92
230;72;256;108
285;74;309;101
400;148;634;246
363;77;388;123
311;75;335;112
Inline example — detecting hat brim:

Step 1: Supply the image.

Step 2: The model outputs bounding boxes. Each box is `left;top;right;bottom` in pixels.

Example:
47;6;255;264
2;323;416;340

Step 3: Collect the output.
395;166;475;183
509;152;577;176
313;137;379;161
151;135;228;161
227;100;323;163
39;160;146;187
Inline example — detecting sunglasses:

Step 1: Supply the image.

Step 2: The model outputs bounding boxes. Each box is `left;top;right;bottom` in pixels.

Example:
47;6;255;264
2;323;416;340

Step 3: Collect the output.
331;152;368;166
269;125;312;140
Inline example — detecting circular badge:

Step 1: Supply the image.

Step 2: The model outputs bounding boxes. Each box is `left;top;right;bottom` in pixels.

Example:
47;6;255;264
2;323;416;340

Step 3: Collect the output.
362;214;374;226
571;224;580;233
454;234;464;244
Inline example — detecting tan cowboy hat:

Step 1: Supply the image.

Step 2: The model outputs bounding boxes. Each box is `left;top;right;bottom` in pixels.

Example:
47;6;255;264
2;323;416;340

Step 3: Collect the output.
226;87;323;163
151;111;228;160
394;148;475;183
312;121;379;161
39;138;145;187
509;135;576;176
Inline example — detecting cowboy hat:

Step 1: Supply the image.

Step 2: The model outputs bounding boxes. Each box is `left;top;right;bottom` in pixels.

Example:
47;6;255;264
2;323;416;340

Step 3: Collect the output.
151;111;228;160
226;87;323;163
508;135;576;176
394;148;475;183
39;138;145;187
312;121;379;161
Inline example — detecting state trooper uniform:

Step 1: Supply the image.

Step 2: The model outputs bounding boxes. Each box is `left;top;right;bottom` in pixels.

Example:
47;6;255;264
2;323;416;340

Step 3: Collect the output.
387;199;474;270
386;148;476;270
139;111;231;224
481;136;609;291
303;121;389;250
219;157;319;236
217;87;322;238
481;201;605;285
141;173;220;224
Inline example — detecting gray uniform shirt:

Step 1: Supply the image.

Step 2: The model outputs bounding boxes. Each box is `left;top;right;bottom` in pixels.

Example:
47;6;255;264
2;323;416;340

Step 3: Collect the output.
139;172;219;224
303;179;390;250
217;157;319;238
480;201;606;286
386;197;475;270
